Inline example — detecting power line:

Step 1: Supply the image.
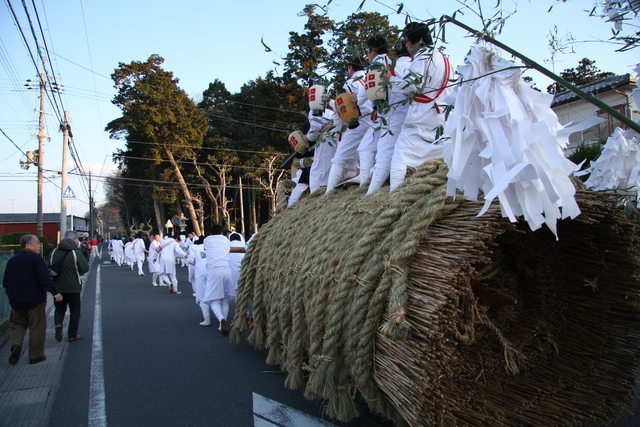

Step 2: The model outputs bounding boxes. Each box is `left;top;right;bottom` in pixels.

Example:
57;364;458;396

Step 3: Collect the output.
124;139;286;156
120;155;287;171
70;171;279;192
0;126;29;157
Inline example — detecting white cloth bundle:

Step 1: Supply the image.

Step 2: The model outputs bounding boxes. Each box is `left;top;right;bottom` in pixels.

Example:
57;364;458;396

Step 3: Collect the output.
582;128;640;190
581;128;640;202
444;45;599;238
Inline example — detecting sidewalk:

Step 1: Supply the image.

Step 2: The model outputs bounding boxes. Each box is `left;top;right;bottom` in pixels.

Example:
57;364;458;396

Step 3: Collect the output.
0;297;68;426
0;246;97;427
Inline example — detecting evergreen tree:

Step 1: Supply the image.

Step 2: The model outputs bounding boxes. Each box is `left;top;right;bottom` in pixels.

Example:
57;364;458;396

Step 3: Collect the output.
106;54;207;235
547;58;615;94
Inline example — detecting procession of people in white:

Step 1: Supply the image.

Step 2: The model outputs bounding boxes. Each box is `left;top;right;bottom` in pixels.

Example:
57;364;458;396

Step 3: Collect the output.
107;226;247;336
103;18;639;340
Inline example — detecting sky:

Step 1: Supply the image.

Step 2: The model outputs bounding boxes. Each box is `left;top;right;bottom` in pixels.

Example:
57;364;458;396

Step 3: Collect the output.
1;0;638;216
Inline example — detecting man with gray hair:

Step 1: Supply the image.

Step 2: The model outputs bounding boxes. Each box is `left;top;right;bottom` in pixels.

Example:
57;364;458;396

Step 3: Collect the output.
3;234;62;365
49;230;89;343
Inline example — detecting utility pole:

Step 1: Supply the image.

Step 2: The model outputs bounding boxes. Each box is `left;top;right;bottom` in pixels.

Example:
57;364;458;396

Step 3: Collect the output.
89;170;94;240
35;55;48;238
238;177;245;237
60;111;71;237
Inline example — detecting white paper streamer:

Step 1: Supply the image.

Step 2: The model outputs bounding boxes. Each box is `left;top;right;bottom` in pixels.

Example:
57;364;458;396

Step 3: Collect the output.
443;45;598;239
581;127;640;204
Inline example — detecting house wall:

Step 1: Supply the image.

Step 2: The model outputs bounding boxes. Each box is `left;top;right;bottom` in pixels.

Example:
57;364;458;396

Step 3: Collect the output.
0;222;60;244
553;87;638;154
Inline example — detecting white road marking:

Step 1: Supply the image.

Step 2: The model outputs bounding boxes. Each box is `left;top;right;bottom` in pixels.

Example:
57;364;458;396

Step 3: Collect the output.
88;264;107;427
253;393;336;426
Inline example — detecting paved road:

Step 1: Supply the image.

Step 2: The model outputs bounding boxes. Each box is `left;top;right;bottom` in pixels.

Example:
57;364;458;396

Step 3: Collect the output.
22;246;638;427
45;249;394;427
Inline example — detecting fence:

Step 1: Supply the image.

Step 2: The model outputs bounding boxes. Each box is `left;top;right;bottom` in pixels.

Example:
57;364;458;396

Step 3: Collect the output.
0;250;15;339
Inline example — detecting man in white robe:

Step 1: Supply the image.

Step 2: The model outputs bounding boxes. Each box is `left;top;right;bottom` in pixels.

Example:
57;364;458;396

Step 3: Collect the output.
112;238;125;266
228;233;246;295
132;236;146;276
186;239;199;296
148;233;163;286
187;239;211;325
344;35;390;186
203;224;235;336
108;238;115;263
325;57;369;194
308;101;339;194
178;234;191;268
123;239;135;270
368;45;412;194
156;236;186;294
386;22;454;192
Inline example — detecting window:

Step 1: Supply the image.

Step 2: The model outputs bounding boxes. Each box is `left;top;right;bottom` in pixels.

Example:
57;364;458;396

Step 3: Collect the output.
596;104;627;142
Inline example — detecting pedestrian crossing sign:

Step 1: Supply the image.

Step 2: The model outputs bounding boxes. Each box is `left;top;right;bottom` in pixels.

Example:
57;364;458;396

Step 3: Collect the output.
62;186;76;200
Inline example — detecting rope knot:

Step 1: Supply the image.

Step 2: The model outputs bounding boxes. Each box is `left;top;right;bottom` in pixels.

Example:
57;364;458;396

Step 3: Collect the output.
382;255;408;280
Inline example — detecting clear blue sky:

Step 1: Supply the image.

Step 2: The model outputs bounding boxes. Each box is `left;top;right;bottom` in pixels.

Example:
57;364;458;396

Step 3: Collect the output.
1;0;638;215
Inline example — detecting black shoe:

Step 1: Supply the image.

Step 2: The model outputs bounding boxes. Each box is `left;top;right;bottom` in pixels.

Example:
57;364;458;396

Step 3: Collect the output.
29;356;46;365
220;319;229;337
55;324;63;342
9;345;21;365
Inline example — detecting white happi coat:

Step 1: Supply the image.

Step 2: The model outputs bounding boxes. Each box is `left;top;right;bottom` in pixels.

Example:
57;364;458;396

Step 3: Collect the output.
330;70;368;168
132;238;146;262
148;239;161;274
112;239;125;262
309;106;339;193
357;53;389;155
390;48;454;172
186;244;198;284
156;239;186;276
229;240;245;293
375;55;412;168
203;235;234;302
187;244;208;302
124;241;135;264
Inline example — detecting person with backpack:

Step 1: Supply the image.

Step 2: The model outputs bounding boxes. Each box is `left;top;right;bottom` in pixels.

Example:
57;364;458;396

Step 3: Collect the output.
49;230;89;342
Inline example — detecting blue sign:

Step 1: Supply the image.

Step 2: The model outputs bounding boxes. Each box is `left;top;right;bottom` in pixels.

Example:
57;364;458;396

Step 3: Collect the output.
62;186;76;199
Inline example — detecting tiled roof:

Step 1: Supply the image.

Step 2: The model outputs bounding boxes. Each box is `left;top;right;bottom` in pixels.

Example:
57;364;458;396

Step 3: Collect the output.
551;74;635;107
0;213;61;224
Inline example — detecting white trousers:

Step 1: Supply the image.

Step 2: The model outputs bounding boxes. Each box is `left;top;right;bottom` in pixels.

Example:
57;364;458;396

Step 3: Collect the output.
288;183;309;207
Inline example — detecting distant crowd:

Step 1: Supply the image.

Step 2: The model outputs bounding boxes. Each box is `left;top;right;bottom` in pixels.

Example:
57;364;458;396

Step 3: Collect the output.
107;225;250;336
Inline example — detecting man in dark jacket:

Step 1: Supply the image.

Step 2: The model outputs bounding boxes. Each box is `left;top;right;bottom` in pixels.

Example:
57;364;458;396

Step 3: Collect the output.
3;234;62;365
49;230;90;343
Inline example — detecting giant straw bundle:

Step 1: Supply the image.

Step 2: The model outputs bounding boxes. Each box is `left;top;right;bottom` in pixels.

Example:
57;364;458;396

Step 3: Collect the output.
230;159;640;427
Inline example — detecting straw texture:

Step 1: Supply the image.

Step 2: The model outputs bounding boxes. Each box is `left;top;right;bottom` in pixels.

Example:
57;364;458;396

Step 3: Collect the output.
230;159;640;427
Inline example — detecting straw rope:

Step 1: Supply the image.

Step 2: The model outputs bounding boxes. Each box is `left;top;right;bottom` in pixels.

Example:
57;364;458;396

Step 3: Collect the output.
230;159;640;426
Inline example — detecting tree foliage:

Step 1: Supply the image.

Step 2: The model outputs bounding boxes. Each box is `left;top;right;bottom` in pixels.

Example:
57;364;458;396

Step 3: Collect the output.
106;54;208;234
546;57;615;93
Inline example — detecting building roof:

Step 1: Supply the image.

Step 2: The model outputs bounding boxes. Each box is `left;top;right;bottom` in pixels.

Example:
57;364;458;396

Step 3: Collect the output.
551;74;636;107
0;213;85;224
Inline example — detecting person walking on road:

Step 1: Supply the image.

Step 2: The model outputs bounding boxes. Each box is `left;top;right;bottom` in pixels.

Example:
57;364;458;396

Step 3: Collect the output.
3;234;62;365
156;236;187;294
50;230;90;343
203;224;235;336
132;235;146;276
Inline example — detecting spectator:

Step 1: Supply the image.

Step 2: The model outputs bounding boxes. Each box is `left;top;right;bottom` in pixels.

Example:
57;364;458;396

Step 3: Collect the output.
3;234;62;365
78;236;91;261
50;230;90;342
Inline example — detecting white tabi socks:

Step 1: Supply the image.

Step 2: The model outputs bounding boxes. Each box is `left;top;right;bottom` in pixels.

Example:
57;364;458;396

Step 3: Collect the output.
199;302;211;326
325;163;345;194
367;165;391;195
211;300;224;326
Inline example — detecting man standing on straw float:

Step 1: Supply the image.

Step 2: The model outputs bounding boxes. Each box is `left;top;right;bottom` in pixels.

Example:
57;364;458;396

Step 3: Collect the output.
384;22;454;192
